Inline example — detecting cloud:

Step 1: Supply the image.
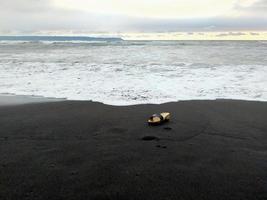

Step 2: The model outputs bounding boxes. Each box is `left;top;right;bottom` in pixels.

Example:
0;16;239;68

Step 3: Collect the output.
250;32;260;35
124;16;267;32
0;0;53;13
234;0;267;15
0;0;128;33
216;32;247;37
0;0;266;34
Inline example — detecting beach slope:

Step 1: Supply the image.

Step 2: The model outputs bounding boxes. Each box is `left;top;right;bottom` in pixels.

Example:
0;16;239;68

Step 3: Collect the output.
0;100;267;200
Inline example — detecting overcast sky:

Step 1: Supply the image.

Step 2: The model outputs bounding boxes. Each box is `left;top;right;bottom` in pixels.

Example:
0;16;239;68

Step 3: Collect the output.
0;0;266;35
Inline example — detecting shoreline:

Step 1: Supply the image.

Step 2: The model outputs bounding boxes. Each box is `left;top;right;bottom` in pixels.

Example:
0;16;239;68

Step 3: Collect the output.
1;93;266;107
0;94;65;106
1;98;267;199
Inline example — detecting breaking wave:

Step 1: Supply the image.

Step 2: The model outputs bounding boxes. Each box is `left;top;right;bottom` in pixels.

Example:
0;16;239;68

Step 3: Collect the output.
0;40;266;105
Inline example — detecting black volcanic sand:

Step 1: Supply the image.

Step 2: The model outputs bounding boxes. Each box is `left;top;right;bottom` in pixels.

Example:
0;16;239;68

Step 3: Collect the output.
0;100;267;200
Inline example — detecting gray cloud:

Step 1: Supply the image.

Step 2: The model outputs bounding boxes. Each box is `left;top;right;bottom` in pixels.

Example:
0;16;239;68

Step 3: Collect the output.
250;32;260;35
235;0;267;14
216;32;247;37
122;16;267;32
0;0;125;33
0;0;266;34
0;0;53;13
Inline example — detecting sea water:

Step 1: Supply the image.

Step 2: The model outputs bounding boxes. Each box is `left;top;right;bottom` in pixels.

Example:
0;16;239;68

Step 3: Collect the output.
0;38;266;105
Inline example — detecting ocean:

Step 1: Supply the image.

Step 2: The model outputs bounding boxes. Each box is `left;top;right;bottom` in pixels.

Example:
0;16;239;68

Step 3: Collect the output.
0;37;266;105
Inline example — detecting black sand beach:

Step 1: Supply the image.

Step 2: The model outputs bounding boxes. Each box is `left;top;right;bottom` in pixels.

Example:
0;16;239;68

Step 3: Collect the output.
0;99;267;200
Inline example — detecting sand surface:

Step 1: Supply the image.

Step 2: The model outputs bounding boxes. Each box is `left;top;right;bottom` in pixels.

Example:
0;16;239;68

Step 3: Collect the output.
0;100;267;200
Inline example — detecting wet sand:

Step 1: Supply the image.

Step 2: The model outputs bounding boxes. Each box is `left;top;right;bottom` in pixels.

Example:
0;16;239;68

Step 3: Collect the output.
0;99;267;200
0;94;64;106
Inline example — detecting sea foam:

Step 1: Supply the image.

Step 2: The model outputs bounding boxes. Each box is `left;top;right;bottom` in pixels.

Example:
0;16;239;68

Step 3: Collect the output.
0;40;266;105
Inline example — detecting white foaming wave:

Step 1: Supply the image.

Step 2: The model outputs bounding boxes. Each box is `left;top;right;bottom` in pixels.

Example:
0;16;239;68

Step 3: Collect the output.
0;40;114;45
0;41;266;105
0;40;219;47
0;61;266;105
0;40;41;45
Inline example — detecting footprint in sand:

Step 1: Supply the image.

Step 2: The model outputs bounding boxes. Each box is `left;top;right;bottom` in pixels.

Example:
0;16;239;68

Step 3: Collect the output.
141;136;159;141
163;127;172;131
156;144;167;148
